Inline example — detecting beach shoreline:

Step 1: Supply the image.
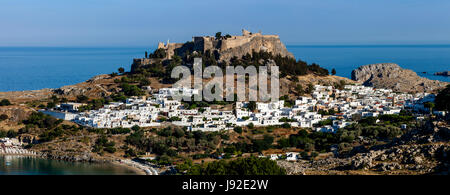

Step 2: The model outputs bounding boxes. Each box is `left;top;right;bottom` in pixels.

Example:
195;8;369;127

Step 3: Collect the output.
0;152;149;175
111;160;148;175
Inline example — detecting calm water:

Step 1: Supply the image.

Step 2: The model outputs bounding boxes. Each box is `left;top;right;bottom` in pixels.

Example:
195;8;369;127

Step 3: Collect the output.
0;155;138;175
287;45;450;82
0;47;148;92
0;45;449;92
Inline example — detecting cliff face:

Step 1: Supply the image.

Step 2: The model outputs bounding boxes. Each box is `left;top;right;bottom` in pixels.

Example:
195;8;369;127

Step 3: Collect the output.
217;34;294;62
131;29;294;72
351;63;448;93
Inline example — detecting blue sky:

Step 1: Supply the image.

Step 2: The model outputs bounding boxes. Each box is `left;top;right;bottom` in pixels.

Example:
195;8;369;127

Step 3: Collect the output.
1;0;449;46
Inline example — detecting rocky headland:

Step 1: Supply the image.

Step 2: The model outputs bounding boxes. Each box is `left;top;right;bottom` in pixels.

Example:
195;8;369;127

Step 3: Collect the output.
434;71;450;76
351;63;448;93
131;29;294;72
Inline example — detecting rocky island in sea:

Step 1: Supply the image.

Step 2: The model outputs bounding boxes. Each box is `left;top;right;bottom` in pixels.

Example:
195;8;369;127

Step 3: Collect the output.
1;30;449;175
434;71;450;76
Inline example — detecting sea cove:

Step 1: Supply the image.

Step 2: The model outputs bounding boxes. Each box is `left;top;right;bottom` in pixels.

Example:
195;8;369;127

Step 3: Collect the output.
0;155;139;175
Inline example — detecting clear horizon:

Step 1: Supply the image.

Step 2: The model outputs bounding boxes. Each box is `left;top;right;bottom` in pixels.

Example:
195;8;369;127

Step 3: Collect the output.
1;0;450;47
2;44;450;48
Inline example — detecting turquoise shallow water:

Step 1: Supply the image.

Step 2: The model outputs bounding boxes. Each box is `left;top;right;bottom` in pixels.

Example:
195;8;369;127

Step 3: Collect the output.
0;45;449;92
0;155;138;175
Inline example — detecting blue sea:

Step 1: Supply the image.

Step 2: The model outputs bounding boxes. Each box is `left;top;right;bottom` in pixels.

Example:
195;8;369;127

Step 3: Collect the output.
0;47;147;92
288;45;450;82
0;45;449;92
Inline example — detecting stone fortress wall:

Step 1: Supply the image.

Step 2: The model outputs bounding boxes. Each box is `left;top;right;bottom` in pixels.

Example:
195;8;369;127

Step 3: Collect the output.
131;29;294;71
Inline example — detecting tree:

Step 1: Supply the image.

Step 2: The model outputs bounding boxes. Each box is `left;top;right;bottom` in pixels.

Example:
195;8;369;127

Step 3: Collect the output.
6;130;17;138
247;101;257;112
118;67;125;74
120;83;145;96
151;48;166;58
131;125;140;131
435;85;450;111
0;114;8;121
139;79;151;86
306;83;315;94
76;95;89;103
295;84;304;95
281;123;291;128
0;99;11;106
93;135;116;154
187;156;286;175
233;126;243;134
46;102;56;109
351;113;362;121
424;102;435;115
125;148;137;157
215;32;222;40
331;68;336;75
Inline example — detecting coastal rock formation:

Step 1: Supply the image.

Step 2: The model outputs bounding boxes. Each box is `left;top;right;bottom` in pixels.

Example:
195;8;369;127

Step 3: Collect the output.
351;63;448;93
434;71;450;76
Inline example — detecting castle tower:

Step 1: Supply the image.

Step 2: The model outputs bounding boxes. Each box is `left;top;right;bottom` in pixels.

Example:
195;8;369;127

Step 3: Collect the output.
157;42;165;49
242;29;251;36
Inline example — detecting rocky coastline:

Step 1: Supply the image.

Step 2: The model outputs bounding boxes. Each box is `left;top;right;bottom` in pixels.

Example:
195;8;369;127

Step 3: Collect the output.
351;63;448;93
37;151;158;175
434;71;450;76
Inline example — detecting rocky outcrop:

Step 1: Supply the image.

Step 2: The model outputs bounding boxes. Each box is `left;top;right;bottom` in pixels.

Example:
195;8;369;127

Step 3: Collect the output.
131;29;294;72
277;158;350;175
434;71;450;76
53;74;115;99
277;120;450;175
348;120;449;174
351;63;448;93
0;106;33;123
216;34;294;62
41;151;100;162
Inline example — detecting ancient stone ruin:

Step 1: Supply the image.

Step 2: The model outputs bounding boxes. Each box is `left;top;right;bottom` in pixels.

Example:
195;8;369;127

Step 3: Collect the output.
131;29;294;72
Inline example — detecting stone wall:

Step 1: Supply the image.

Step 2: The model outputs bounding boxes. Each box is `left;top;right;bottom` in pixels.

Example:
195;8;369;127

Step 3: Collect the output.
131;58;155;72
131;29;294;71
218;35;294;62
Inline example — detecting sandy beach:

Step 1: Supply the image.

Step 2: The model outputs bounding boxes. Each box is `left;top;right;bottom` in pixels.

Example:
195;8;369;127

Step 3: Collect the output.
111;159;157;175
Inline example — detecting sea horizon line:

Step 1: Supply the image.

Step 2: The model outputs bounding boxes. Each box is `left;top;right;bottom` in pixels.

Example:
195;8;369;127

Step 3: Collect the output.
2;44;450;49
